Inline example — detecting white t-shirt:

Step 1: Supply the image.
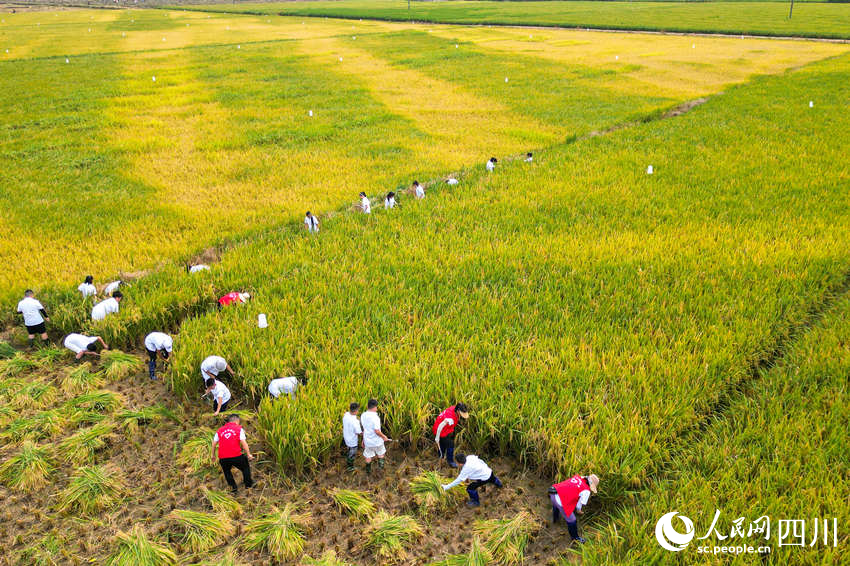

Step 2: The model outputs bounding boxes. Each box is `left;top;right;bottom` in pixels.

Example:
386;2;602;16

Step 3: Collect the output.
144;332;172;353
209;380;231;405
91;297;119;321
103;281;121;295
17;297;45;326
414;185;425;199
486;160;495;172
554;490;591;512
189;264;210;273
384;196;396;209
200;355;227;380
446;178;459;185
305;215;319;233
268;377;298;398
342;412;362;448
445;455;492;489
63;333;98;354
360;410;384;448
360;196;371;214
213;428;246;443
78;282;97;297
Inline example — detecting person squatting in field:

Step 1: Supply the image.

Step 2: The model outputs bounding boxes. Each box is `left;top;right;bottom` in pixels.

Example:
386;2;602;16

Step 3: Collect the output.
433;402;469;468
103;280;122;296
342;402;363;472
211;414;254;493
205;377;232;415
17;289;49;347
359;192;371;214
218;291;250;308
413;180;425;199
550;473;600;544
200;355;234;383
361;398;391;474
187;264;210;273
144;331;172;380
442;453;502;507
78;275;96;298
486;157;498;171
304;211;320;234
91;291;122;321
63;333;108;359
384;192;396;209
268;376;304;399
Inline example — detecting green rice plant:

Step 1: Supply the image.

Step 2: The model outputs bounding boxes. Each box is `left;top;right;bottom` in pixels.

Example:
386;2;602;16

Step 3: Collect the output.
0;342;16;359
1;408;67;443
0;440;54;492
428;536;492;566
117;404;179;436
18;532;66;566
57;422;115;465
410;471;463;514
241;504;311;562
202;487;242;517
0;353;37;377
177;428;217;476
31;346;67;367
0;377;24;404
363;512;423;563
12;381;57;410
57;465;125;515
62;363;105;395
69;408;110;427
300;551;353;566
105;525;177;566
329;488;375;522
101;350;143;381
473;512;538;566
66;389;124;413
168;509;235;553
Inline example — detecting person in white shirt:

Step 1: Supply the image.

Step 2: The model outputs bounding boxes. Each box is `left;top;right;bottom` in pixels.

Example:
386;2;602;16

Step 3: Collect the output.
91;291;122;321
144;331;172;380
78;275;97;298
102;280;122;296
187;264;210;274
304;211;320;233
200;355;233;383
486;157;498;172
205;378;232;415
17;290;49;347
342;402;363;471
524;152;533;163
384;192;396;209
446;178;459;186
413;181;425;199
268;376;302;399
63;333;108;359
359;192;371;214
360;398;391;474
441;453;502;507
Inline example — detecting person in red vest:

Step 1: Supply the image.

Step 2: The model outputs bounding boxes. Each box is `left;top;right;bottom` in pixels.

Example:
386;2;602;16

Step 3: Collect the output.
210;414;255;493
218;291;250;308
433;402;469;468
549;473;600;543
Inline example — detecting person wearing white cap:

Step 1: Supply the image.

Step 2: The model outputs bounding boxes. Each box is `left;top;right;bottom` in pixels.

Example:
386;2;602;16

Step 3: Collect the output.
91;291;122;321
63;333;108;359
268;376;304;399
549;473;600;544
200;355;233;383
486;157;498;172
304;211;320;234
359;192;371;214
413;181;425;200
78;275;97;298
218;291;250;308
144;331;172;380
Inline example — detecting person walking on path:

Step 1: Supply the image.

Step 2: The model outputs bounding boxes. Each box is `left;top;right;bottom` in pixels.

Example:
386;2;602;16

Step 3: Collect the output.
211;414;254;493
549;473;599;544
91;291;122;321
486;157;498;172
413;181;425;199
144;331;172;380
201;355;234;383
63;333;108;359
78;275;97;298
441;454;502;507
304;211;320;234
205;378;232;415
342;402;362;472
218;291;250;308
433;402;469;468
384;191;396;210
359;192;371;214
361;398;391;474
17;290;49;348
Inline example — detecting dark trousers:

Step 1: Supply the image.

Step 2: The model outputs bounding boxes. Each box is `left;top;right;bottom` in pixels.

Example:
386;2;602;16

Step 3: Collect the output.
146;349;157;377
219;454;253;491
467;472;502;503
439;434;455;464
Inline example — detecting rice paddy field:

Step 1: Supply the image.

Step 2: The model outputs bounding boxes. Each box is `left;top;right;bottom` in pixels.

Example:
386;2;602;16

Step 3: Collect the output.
2;3;850;565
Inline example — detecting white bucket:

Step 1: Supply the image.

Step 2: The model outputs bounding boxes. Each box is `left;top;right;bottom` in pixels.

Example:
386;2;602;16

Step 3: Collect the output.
647;165;654;175
258;314;268;329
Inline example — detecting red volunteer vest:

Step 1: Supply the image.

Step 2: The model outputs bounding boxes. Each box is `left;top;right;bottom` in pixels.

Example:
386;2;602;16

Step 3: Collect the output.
432;406;458;438
553;475;590;516
216;422;243;459
219;292;241;307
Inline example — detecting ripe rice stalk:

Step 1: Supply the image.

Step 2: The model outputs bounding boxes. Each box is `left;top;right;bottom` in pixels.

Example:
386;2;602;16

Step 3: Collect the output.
101;350;143;381
0;353;37;377
363;512;423;563
69;408;109;427
66;389;124;414
0;342;15;359
329;488;375;521
1;408;67;443
300;550;354;566
168;509;235;553
241;504;311;562
32;346;67;367
428;536;492;566
62;363;105;395
202;487;242;516
0;440;54;492
188;548;248;566
117;404;179;436
473;512;538;566
410;470;463;513
177;428;218;476
57;465;125;515
105;525;177;566
13;382;57;410
57;422;115;465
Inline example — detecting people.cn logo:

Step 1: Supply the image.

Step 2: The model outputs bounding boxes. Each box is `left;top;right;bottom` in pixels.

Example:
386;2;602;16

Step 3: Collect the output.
655;512;696;552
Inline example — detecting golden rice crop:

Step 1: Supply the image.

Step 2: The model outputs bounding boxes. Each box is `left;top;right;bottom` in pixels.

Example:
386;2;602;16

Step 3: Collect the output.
428;536;491;566
106;525;177;566
410;471;465;514
241;504;311;562
101;351;143;381
329;488;375;521
0;440;54;492
473;512;538;566
363;512;423;563
57;465;125;515
168;509;235;553
58;422;115;465
202;487;242;517
62;363;105;395
300;550;354;566
177;428;218;476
